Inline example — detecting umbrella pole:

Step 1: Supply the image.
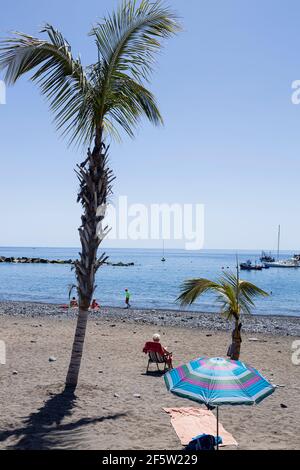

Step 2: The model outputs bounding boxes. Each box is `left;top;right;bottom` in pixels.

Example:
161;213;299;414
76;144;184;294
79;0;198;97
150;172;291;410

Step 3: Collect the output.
216;406;219;450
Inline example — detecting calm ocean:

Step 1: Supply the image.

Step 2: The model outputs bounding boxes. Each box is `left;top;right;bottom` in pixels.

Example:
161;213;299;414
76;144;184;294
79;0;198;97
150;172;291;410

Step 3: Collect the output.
0;246;300;317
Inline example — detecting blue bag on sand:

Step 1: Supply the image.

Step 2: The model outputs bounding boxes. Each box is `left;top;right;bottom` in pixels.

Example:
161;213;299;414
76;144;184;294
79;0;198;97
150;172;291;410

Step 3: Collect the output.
184;433;223;451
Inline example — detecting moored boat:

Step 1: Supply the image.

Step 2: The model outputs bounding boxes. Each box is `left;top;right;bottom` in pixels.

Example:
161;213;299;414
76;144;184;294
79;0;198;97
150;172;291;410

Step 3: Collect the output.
264;259;300;268
240;260;263;271
260;251;275;263
263;225;300;267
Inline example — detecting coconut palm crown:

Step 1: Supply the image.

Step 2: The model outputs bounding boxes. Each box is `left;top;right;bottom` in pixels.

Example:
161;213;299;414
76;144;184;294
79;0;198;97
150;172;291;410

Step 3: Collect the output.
178;271;269;323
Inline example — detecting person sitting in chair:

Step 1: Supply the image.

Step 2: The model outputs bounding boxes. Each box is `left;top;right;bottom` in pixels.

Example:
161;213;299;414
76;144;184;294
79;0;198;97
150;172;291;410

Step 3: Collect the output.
143;333;173;369
90;299;100;311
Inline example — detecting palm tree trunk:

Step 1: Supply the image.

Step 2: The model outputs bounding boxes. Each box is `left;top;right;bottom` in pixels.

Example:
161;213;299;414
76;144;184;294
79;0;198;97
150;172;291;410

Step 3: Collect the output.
65;308;89;386
65;138;114;390
230;318;242;361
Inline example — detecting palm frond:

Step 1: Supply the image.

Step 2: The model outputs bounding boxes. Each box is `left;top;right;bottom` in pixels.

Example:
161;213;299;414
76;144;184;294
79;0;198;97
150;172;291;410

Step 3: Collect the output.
239;280;269;299
214;283;238;317
104;74;162;137
177;278;220;306
68;284;77;299
0;24;93;146
0;3;179;145
90;0;180;135
238;280;268;314
178;271;269;320
90;0;180;82
218;271;238;290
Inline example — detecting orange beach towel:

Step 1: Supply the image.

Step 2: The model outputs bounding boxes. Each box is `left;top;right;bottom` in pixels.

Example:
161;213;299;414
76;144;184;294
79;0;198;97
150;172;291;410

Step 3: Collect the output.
163;407;238;447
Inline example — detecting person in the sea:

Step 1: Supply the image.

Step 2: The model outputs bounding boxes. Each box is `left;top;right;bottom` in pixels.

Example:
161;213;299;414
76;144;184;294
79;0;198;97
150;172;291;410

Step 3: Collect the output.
70;297;78;308
143;333;173;369
124;288;131;308
227;322;242;360
90;299;100;311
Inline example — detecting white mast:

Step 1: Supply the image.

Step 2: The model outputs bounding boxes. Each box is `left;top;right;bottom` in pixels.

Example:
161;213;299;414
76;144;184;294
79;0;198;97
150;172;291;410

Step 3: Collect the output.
277;225;281;261
161;240;166;262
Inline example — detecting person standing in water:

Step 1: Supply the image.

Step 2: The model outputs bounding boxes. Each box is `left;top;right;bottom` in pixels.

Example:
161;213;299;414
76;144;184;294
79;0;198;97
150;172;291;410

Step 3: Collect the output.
124;289;131;308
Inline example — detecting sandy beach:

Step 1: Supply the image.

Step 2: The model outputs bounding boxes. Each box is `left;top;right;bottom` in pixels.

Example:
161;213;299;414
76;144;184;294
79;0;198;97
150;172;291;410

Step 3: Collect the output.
0;302;299;450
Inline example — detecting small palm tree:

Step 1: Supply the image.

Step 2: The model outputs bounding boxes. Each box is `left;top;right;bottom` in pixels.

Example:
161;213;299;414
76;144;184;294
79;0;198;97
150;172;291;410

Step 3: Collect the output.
177;271;268;359
0;0;180;389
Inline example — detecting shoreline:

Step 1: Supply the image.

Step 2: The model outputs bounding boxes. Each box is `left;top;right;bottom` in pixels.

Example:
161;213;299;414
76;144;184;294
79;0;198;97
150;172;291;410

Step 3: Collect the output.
1;300;299;337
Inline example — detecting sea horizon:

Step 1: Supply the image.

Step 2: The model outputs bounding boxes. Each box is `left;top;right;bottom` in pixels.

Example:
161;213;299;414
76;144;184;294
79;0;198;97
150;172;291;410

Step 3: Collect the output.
1;245;300;252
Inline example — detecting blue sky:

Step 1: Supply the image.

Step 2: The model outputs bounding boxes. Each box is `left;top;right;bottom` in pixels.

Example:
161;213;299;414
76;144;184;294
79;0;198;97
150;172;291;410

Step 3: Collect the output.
1;0;300;250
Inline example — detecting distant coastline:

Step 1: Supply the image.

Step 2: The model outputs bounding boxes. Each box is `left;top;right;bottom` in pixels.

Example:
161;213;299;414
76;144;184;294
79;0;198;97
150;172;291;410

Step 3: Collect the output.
0;255;134;267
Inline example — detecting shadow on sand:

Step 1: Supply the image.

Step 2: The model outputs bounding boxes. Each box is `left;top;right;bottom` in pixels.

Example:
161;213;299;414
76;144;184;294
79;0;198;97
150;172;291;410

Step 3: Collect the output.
0;388;127;449
141;370;166;377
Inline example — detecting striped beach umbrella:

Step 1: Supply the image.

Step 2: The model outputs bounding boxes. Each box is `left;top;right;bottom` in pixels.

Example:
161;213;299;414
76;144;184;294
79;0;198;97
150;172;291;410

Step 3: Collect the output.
164;357;275;448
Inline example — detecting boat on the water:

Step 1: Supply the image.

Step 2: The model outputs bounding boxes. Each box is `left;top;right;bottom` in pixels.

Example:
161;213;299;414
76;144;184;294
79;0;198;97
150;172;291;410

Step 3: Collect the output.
264;258;300;268
263;225;300;267
260;251;275;263
240;260;263;271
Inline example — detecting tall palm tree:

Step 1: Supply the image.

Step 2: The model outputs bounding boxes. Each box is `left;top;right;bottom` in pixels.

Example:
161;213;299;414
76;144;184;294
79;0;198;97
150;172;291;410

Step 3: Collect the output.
178;271;268;359
0;0;180;390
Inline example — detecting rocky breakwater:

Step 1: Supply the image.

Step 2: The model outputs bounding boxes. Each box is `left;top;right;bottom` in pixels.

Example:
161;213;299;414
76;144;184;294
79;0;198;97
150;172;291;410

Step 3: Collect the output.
0;256;73;264
0;256;134;266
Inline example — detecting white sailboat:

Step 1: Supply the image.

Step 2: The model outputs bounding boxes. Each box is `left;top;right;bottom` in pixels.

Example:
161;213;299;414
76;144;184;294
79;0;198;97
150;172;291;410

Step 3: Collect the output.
264;225;300;268
264;258;300;268
265;256;300;267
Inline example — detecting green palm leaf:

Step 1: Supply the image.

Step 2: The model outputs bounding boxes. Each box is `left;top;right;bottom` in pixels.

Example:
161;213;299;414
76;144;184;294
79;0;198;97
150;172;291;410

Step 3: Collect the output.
89;0;180;135
177;278;221;305
0;24;91;145
0;2;180;145
178;271;269;321
90;0;180;82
